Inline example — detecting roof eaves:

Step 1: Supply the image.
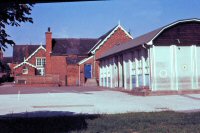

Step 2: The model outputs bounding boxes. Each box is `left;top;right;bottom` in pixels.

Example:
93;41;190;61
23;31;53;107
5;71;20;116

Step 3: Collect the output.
14;61;36;69
25;45;46;62
87;39;102;54
118;24;133;39
90;24;133;54
78;55;94;65
99;18;200;60
98;43;142;60
90;25;120;54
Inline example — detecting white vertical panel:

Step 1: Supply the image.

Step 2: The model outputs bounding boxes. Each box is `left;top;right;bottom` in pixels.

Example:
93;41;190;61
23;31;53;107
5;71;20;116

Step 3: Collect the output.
173;45;178;91
195;46;200;88
118;56;123;87
149;46;155;91
127;52;132;90
153;46;173;91
193;45;198;89
106;59;109;87
192;45;198;89
175;46;193;90
110;57;114;88
102;60;105;87
135;51;139;88
170;45;176;90
141;49;146;86
148;48;152;89
99;61;102;86
123;53;127;89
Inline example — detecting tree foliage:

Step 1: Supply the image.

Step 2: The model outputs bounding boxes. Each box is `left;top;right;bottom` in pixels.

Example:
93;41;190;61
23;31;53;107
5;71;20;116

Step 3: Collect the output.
0;2;34;51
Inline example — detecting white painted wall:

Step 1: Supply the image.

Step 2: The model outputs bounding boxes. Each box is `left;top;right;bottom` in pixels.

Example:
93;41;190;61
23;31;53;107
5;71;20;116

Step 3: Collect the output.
151;45;200;91
118;56;123;88
99;48;150;90
196;46;200;88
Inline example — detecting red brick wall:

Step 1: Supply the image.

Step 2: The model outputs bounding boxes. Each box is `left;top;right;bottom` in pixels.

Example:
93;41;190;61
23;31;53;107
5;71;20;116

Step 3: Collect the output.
50;56;67;86
45;31;52;74
66;64;79;86
13;27;132;86
13;48;46;77
14;64;35;76
13;47;46;76
28;48;46;65
95;28;132;59
94;28;132;83
79;28;132;85
15;74;59;85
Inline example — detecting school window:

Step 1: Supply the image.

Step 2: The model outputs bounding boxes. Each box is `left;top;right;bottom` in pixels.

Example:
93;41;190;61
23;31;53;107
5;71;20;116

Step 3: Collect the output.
145;58;149;73
36;58;46;67
138;60;142;69
132;61;136;70
22;66;28;74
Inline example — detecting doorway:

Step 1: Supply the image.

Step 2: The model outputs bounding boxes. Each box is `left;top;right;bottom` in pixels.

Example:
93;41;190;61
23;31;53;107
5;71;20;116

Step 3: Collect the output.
84;64;92;79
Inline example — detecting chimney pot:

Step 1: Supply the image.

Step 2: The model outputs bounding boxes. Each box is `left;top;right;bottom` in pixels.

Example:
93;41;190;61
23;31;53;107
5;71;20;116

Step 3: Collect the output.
48;27;51;32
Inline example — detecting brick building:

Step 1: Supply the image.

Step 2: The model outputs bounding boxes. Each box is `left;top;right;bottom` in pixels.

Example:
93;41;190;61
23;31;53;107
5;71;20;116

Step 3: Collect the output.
98;18;200;94
10;24;132;86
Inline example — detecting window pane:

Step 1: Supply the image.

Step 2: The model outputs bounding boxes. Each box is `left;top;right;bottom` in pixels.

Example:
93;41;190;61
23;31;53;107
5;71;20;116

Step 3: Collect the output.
22;67;28;74
36;58;46;66
145;74;150;86
42;58;46;66
36;58;41;66
138;74;143;87
132;75;136;89
132;61;136;69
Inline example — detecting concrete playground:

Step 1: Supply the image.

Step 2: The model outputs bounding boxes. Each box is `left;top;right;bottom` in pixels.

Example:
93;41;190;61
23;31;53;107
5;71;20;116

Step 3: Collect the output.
0;85;200;116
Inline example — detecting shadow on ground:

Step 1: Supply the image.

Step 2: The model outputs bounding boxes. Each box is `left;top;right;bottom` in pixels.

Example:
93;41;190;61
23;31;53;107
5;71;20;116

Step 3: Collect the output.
1;111;200;133
0;111;99;133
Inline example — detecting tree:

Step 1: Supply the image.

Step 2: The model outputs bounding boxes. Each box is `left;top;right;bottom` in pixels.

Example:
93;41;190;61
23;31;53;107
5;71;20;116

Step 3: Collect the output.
0;2;34;51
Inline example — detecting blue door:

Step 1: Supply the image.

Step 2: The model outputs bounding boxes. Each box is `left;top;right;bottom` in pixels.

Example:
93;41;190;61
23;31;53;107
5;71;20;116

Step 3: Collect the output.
84;64;92;78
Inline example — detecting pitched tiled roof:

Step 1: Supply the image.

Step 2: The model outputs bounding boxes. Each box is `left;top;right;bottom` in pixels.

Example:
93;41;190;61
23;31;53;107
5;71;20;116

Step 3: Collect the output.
98;28;162;59
90;25;118;51
13;45;45;63
52;38;99;56
66;56;87;64
88;24;132;54
99;18;200;60
52;25;132;56
12;24;131;63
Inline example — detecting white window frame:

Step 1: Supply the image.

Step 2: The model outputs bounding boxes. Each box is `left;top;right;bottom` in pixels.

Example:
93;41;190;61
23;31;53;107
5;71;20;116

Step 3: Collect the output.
22;67;28;74
36;57;46;76
36;57;46;67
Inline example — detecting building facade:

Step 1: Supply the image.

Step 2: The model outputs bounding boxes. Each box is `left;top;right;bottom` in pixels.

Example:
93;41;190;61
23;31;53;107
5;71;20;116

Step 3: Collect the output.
10;24;132;86
99;18;200;92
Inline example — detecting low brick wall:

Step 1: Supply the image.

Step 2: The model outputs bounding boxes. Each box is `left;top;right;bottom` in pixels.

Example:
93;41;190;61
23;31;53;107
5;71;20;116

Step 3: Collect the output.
15;74;60;86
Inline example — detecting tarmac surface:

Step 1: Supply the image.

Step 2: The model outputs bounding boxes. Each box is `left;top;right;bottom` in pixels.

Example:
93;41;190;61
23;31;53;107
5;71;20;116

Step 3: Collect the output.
0;84;200;116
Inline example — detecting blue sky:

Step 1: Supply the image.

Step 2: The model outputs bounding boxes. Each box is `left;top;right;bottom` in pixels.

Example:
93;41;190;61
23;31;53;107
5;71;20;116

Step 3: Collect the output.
4;0;200;56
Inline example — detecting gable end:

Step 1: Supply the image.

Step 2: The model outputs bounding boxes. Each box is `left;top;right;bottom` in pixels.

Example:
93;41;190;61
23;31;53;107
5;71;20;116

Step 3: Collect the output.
90;24;133;54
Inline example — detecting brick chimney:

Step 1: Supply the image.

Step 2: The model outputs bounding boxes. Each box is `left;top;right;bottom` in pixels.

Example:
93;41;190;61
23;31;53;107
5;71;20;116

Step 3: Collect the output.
45;27;52;74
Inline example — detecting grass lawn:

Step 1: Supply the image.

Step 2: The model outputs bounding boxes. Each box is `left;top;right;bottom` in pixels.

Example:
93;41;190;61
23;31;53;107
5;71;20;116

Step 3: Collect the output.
0;111;200;133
